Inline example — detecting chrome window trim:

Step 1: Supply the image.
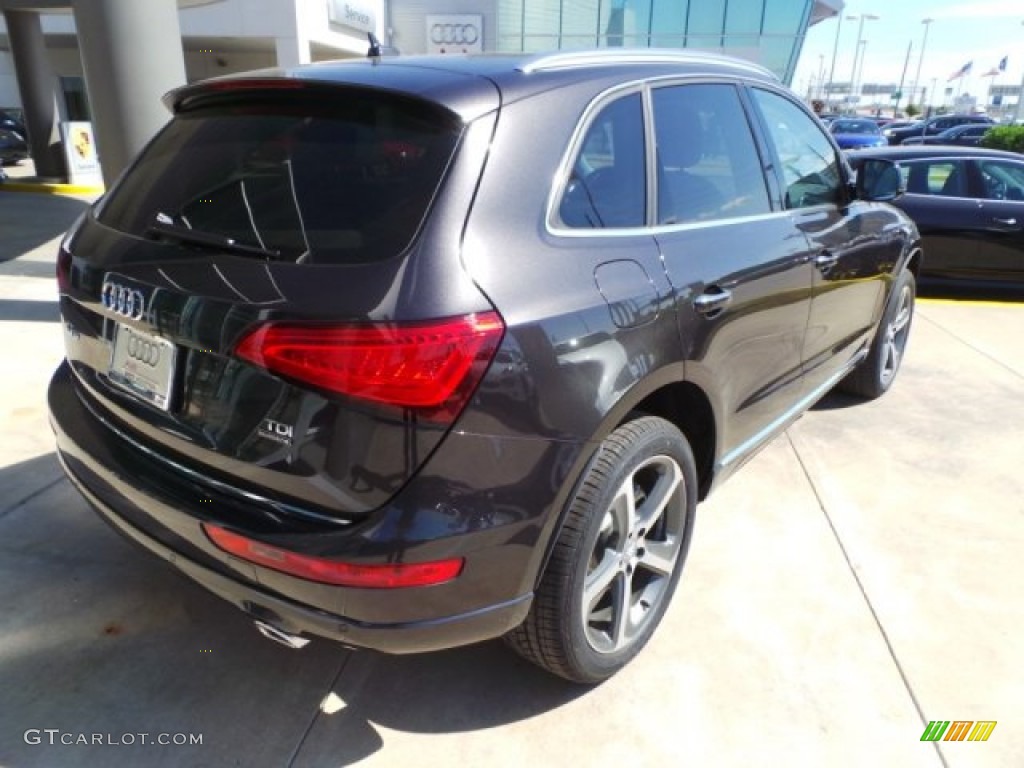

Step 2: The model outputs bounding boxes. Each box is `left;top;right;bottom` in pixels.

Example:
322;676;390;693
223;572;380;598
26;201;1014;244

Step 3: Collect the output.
544;79;651;236
650;209;796;236
546;75;779;238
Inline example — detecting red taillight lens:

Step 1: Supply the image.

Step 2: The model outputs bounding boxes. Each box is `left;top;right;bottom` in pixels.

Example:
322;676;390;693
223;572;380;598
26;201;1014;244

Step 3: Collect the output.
202;523;464;588
56;248;71;293
234;312;504;413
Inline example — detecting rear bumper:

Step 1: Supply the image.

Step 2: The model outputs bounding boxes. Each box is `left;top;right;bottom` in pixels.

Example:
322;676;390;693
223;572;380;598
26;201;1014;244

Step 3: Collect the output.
49;361;544;654
63;460;531;652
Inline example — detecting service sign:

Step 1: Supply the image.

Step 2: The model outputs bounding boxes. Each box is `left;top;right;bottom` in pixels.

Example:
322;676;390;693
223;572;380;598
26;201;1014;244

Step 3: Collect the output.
426;14;483;54
327;0;376;34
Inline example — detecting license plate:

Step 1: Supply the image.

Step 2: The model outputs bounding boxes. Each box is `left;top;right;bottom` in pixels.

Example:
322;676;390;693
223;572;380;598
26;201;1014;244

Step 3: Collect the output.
108;323;177;410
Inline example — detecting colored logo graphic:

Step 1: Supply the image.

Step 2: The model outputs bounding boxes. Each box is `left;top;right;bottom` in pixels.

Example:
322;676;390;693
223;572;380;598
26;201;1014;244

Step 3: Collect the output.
920;721;997;742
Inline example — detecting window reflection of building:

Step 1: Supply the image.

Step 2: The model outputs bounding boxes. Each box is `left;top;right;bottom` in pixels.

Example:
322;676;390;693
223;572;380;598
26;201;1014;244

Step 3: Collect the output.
494;0;820;82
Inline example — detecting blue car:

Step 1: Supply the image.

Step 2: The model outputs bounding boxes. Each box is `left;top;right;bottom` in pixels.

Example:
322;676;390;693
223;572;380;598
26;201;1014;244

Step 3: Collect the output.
830;118;887;150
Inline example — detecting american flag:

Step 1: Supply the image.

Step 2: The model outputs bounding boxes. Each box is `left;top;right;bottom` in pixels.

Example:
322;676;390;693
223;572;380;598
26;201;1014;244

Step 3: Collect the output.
982;56;1008;77
948;60;973;81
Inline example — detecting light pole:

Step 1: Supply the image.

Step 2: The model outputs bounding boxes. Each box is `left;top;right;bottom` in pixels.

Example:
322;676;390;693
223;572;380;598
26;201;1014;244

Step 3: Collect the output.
847;13;880;110
854;39;868;106
895;40;913;116
1015;21;1024;123
826;13;845;107
909;18;934;112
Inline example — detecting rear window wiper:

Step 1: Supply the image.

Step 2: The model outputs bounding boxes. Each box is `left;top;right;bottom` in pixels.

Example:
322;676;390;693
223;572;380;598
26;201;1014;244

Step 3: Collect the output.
145;218;281;260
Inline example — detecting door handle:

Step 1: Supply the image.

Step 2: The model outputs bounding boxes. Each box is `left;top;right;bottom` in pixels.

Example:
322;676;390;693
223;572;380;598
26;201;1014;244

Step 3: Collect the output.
694;288;732;315
991;217;1017;226
813;251;839;270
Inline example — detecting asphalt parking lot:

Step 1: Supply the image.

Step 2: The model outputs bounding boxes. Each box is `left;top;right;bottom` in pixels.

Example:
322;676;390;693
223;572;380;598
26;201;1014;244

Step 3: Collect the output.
0;188;1021;768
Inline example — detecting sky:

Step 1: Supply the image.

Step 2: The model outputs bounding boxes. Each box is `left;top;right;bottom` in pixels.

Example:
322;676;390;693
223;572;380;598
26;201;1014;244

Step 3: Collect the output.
792;0;1024;105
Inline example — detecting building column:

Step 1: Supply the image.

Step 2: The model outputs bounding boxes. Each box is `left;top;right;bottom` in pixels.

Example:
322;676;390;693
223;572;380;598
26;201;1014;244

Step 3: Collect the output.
3;10;67;180
72;0;187;187
275;36;312;68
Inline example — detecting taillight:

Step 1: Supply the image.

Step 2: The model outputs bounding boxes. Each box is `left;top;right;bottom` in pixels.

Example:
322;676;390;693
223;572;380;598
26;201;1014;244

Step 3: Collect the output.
234;312;504;417
202;523;463;588
56;248;71;293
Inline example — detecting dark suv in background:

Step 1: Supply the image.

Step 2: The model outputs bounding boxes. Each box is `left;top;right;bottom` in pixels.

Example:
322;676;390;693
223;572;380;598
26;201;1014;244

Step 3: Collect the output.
49;50;920;683
885;113;994;145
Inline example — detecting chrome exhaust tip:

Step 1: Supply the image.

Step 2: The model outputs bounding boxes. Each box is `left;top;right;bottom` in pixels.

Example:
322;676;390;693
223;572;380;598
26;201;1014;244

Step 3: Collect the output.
254;619;311;650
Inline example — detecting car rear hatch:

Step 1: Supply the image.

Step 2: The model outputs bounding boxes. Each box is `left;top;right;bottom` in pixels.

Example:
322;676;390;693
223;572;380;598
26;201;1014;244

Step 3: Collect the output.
57;75;503;523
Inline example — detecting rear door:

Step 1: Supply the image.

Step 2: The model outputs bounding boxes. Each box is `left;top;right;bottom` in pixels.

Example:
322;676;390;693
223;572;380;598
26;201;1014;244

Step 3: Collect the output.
896;157;981;279
748;88;895;396
651;82;814;464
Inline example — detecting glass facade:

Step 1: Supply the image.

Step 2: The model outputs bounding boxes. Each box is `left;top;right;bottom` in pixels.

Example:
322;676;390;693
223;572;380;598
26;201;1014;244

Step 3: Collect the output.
495;0;819;84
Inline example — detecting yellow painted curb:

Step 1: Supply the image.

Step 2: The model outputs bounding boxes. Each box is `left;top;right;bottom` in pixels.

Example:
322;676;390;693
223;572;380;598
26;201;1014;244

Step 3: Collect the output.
1;180;104;195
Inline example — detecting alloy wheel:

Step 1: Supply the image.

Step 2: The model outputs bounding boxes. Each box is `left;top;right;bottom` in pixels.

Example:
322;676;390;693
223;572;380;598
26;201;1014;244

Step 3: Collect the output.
880;283;913;387
582;454;686;654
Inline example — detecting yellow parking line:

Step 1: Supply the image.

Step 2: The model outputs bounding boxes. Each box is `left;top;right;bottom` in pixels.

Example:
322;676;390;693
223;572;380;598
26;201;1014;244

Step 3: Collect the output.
1;180;104;195
919;298;1021;307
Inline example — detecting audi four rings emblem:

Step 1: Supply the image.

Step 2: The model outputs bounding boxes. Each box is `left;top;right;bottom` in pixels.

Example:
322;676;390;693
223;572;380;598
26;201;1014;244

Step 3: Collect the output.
125;330;161;367
430;23;479;46
101;280;146;320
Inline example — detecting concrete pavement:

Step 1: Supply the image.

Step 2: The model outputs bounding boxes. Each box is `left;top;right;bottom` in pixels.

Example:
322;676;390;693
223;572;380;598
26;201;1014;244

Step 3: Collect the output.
0;189;1021;767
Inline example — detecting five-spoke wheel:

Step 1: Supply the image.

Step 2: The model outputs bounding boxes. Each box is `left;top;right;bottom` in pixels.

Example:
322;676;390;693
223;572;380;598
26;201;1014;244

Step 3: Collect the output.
505;416;697;683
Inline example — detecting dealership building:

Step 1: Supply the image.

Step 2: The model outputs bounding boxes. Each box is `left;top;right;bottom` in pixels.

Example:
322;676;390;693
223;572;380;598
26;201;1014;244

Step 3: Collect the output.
0;0;841;183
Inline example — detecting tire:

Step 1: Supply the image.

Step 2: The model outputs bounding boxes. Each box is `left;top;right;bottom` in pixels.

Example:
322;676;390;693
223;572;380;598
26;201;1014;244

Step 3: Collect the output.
505;416;697;684
839;269;915;399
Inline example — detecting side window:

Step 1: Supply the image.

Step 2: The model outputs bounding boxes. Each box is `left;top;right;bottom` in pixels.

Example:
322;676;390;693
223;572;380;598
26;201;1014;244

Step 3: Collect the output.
652;84;771;225
558;92;646;229
977;160;1024;201
750;89;841;209
902;160;965;196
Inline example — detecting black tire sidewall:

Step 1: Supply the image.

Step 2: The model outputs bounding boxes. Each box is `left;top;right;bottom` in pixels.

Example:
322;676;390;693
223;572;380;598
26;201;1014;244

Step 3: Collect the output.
562;417;697;681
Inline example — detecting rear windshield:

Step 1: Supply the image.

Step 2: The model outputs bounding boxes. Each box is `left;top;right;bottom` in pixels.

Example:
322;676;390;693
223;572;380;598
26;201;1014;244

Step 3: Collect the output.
97;91;462;264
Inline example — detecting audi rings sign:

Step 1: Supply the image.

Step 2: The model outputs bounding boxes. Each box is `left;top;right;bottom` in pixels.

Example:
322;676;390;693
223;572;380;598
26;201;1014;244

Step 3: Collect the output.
426;14;483;55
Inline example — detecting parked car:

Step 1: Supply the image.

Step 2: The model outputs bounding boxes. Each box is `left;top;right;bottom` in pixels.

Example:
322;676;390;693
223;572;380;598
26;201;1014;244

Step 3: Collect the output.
885;114;994;145
49;50;920;683
0;108;26;138
880;119;919;134
829;117;887;150
902;123;991;147
0;128;28;165
848;146;1023;283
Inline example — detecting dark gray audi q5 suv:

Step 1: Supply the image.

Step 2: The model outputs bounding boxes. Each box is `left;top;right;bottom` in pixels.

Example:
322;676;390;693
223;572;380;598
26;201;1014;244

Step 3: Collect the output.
49;50;921;683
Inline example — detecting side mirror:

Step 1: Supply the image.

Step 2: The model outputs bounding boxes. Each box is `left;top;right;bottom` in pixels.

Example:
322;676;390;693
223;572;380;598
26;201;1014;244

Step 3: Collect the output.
855;159;904;202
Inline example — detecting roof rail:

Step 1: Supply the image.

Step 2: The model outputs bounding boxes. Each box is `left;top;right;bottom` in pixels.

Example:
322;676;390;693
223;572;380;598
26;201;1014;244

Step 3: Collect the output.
518;48;777;79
